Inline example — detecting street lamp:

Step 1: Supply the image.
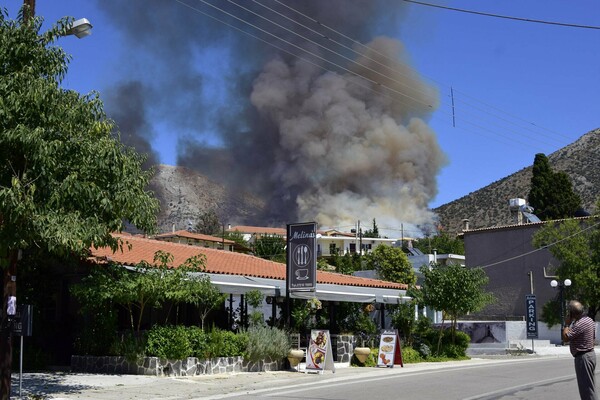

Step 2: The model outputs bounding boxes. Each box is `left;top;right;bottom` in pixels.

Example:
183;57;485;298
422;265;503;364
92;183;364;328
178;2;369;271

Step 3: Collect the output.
65;18;93;38
550;278;571;342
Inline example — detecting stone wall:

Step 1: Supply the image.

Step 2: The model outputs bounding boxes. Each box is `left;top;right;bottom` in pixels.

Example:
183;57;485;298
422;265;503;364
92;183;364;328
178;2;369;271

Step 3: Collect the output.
334;334;354;363
71;355;283;376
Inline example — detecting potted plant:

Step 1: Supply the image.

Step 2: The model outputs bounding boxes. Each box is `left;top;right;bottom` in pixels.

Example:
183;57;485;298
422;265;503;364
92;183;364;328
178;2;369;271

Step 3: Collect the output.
353;330;371;363
287;348;305;368
353;346;371;363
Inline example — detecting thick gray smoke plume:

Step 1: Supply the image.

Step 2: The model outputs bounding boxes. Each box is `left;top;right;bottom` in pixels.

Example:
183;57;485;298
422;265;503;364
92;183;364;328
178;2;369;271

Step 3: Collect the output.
95;0;445;232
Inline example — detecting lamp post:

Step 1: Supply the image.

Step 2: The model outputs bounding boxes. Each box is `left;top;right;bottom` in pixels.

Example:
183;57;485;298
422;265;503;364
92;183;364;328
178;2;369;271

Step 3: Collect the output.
550;278;571;343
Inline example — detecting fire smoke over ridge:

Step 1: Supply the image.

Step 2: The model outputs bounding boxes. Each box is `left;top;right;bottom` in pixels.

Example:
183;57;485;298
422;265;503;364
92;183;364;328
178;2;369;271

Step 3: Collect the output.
95;0;446;233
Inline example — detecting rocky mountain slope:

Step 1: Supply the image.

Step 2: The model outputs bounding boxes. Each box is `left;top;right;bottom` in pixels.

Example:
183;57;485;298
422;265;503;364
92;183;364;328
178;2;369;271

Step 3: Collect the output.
147;129;599;236
434;128;600;234
149;165;265;233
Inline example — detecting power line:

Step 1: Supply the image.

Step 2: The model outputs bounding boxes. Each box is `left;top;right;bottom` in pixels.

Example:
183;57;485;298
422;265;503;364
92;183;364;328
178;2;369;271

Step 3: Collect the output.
175;0;599;172
401;0;600;30
179;0;575;153
478;219;600;269
269;0;586;148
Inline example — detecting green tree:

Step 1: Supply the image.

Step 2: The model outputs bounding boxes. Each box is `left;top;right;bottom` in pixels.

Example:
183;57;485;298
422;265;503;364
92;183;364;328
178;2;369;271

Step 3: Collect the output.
222;230;249;249
163;253;224;329
418;263;494;343
0;9;158;396
253;235;285;262
411;232;464;255
195;209;222;235
528;153;582;220
73;251;207;333
245;289;265;327
362;218;380;238
366;245;416;285
533;210;600;322
331;252;362;275
186;276;226;330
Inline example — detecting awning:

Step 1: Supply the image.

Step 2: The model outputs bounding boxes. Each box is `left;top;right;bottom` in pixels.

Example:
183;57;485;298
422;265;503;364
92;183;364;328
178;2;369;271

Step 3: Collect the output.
197;273;410;304
124;266;410;304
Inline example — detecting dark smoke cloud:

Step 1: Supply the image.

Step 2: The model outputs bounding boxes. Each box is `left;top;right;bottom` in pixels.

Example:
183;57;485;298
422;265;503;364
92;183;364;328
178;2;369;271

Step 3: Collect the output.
105;81;159;169
96;0;445;231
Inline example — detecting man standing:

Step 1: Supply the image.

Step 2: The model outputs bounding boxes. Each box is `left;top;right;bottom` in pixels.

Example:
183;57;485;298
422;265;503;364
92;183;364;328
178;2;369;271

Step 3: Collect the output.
563;300;597;400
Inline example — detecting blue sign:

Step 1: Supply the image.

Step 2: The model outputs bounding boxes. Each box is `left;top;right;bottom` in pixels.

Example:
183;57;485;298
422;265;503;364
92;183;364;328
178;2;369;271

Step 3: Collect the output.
526;295;538;339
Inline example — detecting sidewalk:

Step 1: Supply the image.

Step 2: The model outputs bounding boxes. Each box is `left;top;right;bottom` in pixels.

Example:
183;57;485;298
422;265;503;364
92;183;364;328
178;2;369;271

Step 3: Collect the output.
11;350;575;400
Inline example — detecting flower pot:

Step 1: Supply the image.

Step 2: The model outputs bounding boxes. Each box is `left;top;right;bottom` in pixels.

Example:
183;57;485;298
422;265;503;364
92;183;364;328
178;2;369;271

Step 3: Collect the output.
287;349;305;367
354;347;370;363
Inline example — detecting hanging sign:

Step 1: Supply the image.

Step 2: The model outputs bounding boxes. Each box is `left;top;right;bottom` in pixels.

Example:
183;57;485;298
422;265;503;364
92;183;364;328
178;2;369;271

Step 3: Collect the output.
526;294;538;339
377;329;403;368
287;222;317;292
306;330;335;373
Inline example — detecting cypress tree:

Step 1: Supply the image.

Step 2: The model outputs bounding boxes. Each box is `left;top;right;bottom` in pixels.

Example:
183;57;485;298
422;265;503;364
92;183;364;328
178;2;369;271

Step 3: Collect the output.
528;153;581;220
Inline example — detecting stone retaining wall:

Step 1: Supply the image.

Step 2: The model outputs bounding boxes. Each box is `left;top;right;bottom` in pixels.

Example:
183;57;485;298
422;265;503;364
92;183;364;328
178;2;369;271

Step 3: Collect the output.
334;334;354;363
71;355;283;376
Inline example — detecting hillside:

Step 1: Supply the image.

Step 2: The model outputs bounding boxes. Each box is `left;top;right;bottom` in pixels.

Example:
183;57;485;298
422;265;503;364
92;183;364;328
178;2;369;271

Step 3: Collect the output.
147;129;599;236
149;165;265;233
434;128;600;234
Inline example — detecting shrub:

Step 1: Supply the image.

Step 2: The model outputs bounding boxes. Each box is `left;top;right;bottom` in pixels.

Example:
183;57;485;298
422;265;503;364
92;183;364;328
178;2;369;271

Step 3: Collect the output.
145;325;192;359
400;346;422;364
186;327;209;358
110;331;147;362
205;328;248;358
443;344;466;359
245;326;290;362
442;331;470;358
416;342;431;359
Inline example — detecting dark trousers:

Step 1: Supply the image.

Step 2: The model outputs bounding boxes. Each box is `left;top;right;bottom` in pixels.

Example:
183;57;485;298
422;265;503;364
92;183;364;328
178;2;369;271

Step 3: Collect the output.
574;351;598;400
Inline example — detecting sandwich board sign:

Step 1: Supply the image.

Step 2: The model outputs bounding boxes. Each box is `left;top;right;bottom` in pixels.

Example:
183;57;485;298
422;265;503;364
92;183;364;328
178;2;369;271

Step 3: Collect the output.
305;330;335;373
376;329;403;368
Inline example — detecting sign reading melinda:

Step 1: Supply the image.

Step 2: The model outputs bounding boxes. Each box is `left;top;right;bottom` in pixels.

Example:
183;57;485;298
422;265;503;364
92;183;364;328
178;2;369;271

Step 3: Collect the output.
287;222;317;291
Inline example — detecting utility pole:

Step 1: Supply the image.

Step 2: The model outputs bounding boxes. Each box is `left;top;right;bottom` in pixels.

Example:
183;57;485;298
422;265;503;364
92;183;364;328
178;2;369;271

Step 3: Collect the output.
23;0;35;20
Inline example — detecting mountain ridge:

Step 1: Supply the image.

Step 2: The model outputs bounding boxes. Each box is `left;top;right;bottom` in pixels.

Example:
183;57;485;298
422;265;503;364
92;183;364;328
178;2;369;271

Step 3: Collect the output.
433;128;600;233
149;128;599;235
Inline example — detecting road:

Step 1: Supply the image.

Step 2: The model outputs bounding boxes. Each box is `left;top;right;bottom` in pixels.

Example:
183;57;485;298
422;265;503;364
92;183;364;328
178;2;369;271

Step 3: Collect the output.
13;356;591;399
209;357;579;400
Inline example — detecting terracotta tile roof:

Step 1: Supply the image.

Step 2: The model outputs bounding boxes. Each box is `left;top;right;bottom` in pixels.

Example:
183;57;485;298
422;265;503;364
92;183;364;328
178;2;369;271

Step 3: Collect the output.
90;234;406;290
154;230;235;245
227;226;287;236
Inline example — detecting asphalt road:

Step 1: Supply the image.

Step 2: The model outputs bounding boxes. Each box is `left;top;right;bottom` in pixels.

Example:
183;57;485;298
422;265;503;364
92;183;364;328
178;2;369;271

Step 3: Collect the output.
11;355;592;400
223;357;578;400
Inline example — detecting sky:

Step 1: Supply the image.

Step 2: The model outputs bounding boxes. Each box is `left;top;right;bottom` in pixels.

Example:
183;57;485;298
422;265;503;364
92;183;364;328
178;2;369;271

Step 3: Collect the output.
4;0;600;234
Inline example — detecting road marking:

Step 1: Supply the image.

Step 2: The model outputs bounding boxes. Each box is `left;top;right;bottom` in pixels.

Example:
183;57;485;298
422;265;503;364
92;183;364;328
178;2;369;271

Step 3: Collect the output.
461;374;575;400
198;357;567;399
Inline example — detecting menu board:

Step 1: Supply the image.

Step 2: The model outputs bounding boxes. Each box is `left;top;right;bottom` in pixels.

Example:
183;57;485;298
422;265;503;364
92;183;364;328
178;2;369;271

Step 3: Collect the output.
377;330;403;368
305;330;335;373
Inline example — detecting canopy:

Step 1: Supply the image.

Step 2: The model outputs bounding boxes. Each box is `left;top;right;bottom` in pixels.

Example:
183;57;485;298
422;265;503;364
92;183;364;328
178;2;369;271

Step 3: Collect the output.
199;273;410;304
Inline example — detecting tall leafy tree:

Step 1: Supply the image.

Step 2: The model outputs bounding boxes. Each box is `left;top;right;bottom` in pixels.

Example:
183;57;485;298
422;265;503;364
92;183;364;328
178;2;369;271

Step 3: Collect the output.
362;218;380;238
528;153;582;220
331;252;362;275
411;231;464;255
418;263;494;343
533;209;600;322
194;209;222;235
0;9;158;397
366;244;416;285
253;235;286;262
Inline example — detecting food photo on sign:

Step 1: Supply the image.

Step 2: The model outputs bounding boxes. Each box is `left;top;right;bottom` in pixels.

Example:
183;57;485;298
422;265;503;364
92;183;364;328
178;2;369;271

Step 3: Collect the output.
307;330;328;370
